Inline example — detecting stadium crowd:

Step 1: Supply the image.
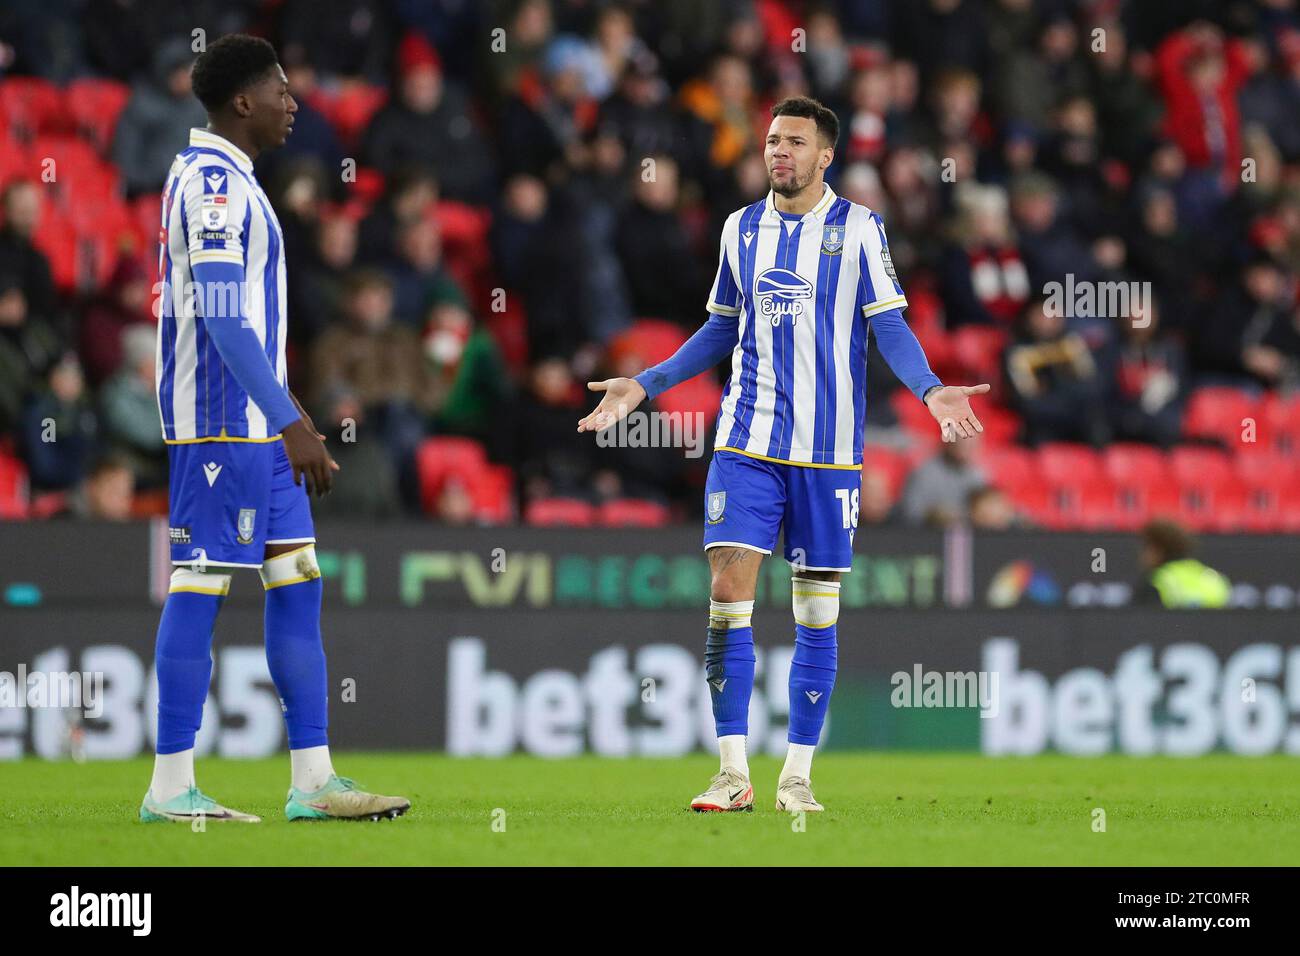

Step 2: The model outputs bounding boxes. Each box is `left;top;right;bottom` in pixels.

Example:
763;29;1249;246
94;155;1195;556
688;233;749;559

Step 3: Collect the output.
1;0;1300;531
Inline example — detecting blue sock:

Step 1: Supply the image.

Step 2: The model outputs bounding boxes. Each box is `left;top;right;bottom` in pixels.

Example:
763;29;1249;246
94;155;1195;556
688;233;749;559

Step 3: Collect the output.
264;577;329;750
155;591;222;754
705;600;756;737
788;622;837;745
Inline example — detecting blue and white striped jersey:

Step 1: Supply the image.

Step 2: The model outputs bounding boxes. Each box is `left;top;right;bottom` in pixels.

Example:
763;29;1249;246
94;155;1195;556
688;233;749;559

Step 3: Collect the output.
155;128;288;442
709;185;913;468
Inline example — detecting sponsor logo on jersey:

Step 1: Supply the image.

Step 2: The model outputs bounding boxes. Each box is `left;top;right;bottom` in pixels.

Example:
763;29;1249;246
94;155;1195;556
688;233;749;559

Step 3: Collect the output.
168;526;191;545
880;246;897;282
203;461;222;487
754;267;814;327
236;508;256;545
821;224;844;255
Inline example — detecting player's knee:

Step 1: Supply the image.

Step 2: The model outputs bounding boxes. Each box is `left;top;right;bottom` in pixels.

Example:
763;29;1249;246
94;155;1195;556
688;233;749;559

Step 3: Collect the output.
792;576;840;629
260;544;321;590
168;566;232;597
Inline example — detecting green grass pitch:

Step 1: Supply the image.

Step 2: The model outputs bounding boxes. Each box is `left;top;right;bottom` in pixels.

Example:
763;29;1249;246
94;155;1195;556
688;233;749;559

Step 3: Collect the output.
1;753;1297;866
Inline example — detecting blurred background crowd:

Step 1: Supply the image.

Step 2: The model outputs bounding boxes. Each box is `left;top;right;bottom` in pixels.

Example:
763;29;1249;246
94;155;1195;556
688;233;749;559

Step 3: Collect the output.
1;0;1300;531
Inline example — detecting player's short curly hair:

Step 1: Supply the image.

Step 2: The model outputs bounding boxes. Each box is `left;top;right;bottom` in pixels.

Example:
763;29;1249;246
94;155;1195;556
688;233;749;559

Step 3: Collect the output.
190;34;280;113
770;96;839;148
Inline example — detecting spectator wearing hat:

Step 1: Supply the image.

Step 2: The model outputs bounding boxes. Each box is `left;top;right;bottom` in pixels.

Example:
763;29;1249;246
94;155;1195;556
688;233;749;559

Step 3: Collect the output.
363;32;495;202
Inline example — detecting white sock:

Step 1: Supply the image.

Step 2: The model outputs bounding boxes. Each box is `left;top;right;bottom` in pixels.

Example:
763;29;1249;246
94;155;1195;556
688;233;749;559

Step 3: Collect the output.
149;749;195;801
291;745;335;793
718;735;749;778
780;743;816;781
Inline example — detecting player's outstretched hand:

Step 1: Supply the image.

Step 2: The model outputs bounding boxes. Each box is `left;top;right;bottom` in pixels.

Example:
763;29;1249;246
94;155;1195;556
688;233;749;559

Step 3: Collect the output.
924;384;990;442
577;377;647;433
282;418;340;496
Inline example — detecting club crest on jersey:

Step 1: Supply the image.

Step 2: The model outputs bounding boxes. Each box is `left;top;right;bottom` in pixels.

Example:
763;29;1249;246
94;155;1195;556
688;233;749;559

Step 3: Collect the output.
821;224;844;255
236;508;256;545
707;491;726;523
201;168;229;230
754;267;813;327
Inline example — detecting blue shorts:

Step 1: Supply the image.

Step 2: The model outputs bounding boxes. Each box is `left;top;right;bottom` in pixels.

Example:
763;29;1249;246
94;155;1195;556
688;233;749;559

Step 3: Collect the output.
167;440;315;569
703;450;860;572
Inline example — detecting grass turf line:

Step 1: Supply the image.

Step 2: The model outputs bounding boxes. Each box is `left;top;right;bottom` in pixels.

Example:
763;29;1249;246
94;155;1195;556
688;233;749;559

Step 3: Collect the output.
0;753;1296;866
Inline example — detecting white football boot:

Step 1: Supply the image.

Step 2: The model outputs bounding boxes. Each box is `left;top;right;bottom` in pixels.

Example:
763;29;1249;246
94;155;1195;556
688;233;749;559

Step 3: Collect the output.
690;767;754;812
775;776;824;813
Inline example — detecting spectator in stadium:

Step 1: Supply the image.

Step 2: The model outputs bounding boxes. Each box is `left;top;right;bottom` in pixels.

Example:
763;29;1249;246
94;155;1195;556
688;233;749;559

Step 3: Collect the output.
1241;29;1300;164
899;437;986;528
72;453;136;522
1134;519;1231;609
677;52;757;182
77;256;152;388
890;0;988;86
423;301;510;445
111;38;207;197
357;166;438;269
1085;20;1164;169
1153;21;1251;208
1107;298;1186;448
387;216;468;326
1124;182;1198;329
291;209;360;347
496;32;601;179
992;13;1089;131
1193;255;1291;388
1004;296;1110;446
967;484;1023;531
362;32;494;203
99;324;166;487
19;352;97;491
490;173;597;358
615;154;706;328
938;182;1030;328
511;356;599;503
276;0;393;83
859;466;900;528
0;180;56;324
0;272;61;437
1240;298;1300;393
310;269;435;508
1008;171;1097;291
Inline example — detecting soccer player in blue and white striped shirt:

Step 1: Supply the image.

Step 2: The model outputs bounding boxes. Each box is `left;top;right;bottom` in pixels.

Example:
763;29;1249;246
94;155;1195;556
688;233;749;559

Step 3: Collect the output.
143;35;408;824
579;96;988;813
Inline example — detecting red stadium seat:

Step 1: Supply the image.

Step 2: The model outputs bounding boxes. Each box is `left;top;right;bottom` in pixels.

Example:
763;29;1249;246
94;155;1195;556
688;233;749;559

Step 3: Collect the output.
598;498;671;527
65;78;130;154
976;404;1020;445
977;445;1036;494
1043;476;1118;531
466;464;515;524
1102;443;1169;487
525;497;597;527
1169;446;1234;488
1256;393;1300;457
0;77;64;142
950;325;1008;387
416;436;488;513
1182;386;1257;445
1036;443;1102;484
0;452;30;520
862;445;911;499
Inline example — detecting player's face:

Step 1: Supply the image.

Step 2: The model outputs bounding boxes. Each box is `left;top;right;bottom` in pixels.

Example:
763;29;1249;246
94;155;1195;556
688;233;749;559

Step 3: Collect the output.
247;66;297;150
765;115;831;197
